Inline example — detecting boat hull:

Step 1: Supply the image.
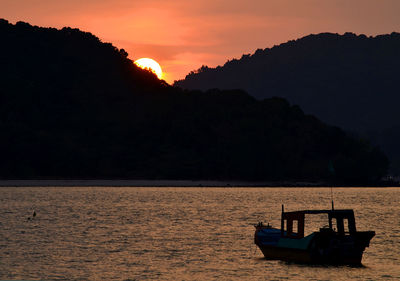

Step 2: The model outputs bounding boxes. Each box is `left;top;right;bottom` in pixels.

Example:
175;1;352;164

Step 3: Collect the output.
257;244;364;265
258;244;313;263
255;230;375;265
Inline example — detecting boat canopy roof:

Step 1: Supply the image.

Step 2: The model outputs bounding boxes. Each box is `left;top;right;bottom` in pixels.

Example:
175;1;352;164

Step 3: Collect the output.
283;209;354;216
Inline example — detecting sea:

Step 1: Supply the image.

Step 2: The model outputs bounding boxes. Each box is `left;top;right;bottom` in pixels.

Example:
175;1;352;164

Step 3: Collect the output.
0;187;399;281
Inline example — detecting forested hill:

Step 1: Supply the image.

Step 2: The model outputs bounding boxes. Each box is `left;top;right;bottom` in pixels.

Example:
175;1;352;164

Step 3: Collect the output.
0;20;389;183
174;32;400;174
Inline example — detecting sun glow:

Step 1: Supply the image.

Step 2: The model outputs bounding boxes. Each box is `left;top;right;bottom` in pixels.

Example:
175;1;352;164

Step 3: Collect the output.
134;58;163;79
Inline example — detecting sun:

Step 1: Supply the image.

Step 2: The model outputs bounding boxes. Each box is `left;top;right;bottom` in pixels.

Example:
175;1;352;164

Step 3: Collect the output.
134;58;163;79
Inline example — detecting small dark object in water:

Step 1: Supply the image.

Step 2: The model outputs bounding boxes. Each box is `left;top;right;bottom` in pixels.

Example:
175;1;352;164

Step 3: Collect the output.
254;206;375;265
27;210;36;221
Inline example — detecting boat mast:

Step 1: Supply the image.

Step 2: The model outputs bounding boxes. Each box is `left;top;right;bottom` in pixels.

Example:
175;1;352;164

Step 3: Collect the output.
281;204;284;236
329;160;335;210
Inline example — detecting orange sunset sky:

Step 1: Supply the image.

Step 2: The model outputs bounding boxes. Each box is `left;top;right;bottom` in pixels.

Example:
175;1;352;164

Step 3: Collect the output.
1;0;400;83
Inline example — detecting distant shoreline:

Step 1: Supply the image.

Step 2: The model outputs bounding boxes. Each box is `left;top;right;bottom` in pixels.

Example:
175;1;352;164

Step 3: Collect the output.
0;180;398;187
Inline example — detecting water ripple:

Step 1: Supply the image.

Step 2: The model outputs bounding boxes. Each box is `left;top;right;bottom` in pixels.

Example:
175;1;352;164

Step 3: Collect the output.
0;187;398;280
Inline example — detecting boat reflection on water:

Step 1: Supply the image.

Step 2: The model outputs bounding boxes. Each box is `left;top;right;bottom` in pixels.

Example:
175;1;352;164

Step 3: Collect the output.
254;205;375;265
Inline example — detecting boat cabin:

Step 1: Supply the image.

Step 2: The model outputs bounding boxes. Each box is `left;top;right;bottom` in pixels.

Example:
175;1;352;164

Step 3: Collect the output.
280;208;357;239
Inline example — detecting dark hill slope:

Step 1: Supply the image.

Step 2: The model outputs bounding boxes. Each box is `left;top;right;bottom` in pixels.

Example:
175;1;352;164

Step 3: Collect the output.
175;32;400;173
0;20;388;182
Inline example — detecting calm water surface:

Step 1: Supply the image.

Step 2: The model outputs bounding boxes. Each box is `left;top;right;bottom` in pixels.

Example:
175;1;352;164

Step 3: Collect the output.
0;187;399;280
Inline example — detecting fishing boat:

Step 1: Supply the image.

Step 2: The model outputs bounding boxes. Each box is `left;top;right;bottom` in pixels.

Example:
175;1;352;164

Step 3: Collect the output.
254;205;375;265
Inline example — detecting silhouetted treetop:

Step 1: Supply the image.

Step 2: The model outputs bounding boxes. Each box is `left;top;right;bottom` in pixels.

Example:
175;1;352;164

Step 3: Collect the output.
0;20;389;183
175;32;400;174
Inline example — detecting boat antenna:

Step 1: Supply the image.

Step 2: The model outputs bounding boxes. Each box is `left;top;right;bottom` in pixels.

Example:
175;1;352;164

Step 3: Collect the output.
328;160;335;210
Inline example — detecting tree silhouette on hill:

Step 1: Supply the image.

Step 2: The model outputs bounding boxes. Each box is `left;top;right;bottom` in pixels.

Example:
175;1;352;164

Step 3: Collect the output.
175;32;400;174
0;20;389;183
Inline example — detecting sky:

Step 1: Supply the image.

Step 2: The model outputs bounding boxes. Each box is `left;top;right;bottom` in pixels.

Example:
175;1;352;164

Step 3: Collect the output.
1;0;400;83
